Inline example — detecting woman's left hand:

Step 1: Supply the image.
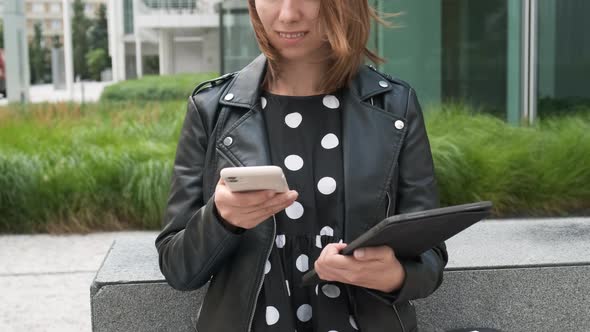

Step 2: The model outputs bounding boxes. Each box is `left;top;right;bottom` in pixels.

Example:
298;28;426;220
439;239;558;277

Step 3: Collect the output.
313;243;405;293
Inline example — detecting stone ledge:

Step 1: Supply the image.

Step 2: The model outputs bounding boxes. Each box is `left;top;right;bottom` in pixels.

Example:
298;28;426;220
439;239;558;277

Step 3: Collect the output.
90;218;590;332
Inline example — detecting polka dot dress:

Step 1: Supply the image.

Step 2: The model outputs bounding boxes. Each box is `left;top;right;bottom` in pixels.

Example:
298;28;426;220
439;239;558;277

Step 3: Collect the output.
251;91;360;332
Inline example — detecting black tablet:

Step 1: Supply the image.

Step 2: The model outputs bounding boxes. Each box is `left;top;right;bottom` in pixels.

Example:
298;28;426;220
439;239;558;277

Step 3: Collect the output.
301;201;493;286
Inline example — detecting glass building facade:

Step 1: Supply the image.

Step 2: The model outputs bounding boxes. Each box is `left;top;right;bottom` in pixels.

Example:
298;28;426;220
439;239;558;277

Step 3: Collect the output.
219;0;590;124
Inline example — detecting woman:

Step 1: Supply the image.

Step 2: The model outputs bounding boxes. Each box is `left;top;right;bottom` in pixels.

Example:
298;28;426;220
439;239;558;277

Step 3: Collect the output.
155;0;447;331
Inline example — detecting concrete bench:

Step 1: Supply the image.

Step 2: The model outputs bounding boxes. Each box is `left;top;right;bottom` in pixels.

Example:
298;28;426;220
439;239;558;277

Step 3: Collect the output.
90;218;590;332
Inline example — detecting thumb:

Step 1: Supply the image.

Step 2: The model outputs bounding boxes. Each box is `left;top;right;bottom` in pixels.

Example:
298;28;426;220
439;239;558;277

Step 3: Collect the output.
354;246;392;261
353;248;369;260
326;242;348;254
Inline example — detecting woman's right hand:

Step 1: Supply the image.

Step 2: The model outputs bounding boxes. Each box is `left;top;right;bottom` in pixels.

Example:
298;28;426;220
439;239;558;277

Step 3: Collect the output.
214;177;299;229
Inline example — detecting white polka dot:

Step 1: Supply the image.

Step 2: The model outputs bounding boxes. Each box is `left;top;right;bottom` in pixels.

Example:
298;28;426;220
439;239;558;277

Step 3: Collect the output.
275;234;286;248
296;304;312;322
285;112;302;128
321;133;339;149
320;226;334;237
285;201;304;219
315;284;319;295
285;280;291;296
284;155;304;171
328;330;339;332
322;284;341;298
315;235;322;248
323;95;340;109
264;260;271;274
317;177;337;195
261;97;267;109
296;254;309;272
349;315;359;329
266;306;280;325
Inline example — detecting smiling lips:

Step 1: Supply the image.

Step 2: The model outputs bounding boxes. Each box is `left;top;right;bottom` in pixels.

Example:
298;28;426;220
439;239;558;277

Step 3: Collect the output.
278;31;307;39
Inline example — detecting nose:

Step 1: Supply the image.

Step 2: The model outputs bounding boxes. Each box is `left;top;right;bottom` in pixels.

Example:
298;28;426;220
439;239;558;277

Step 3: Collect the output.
278;0;302;24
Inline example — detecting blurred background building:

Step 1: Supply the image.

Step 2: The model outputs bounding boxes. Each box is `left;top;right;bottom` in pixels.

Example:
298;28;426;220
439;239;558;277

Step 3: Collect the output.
106;0;220;81
2;0;589;124
23;0;106;47
0;0;107;47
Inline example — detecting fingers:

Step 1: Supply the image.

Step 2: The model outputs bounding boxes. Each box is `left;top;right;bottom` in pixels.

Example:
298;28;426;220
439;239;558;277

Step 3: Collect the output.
215;176;299;229
238;190;298;219
315;243;353;282
319;242;347;258
315;244;398;285
223;189;277;208
242;190;298;214
353;245;395;262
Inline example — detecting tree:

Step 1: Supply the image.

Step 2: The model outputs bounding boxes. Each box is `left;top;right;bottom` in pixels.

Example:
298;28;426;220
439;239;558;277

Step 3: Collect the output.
86;48;107;81
88;4;109;52
29;22;50;84
86;3;111;79
72;0;90;79
51;35;62;49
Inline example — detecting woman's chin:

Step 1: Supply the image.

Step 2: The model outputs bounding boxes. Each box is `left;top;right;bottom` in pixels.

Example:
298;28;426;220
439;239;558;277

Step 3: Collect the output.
277;49;320;63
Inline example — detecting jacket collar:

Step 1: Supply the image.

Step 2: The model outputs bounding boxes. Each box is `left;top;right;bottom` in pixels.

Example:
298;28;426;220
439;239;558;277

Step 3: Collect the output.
219;54;394;108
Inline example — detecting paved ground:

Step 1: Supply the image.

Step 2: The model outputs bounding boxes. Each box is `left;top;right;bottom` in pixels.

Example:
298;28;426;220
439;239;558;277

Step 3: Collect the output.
0;231;158;332
0;81;113;106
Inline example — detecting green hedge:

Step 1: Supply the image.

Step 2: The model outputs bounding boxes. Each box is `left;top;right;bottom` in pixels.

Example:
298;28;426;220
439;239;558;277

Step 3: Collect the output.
0;101;183;233
1;101;589;233
427;104;590;217
100;73;219;102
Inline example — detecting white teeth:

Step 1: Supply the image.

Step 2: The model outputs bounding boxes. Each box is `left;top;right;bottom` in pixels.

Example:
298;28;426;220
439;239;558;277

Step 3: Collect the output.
279;32;306;39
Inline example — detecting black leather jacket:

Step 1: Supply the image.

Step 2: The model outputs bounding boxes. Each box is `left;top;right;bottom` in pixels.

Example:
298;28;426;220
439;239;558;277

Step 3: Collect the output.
155;54;448;332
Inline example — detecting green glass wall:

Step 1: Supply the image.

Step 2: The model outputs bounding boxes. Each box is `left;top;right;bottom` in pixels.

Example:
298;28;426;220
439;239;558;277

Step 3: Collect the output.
374;0;520;119
219;3;260;73
220;0;588;122
537;0;590;118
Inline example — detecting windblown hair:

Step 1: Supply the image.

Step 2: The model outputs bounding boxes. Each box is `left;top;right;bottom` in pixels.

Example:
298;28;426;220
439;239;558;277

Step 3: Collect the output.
247;0;388;93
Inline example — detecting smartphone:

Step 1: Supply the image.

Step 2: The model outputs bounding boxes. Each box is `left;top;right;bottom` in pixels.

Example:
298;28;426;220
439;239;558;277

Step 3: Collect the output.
220;166;290;193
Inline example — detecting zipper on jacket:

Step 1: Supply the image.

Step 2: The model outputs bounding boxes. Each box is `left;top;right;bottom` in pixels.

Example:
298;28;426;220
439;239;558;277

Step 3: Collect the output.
215;147;277;331
392;304;407;332
385;192;391;217
248;215;276;331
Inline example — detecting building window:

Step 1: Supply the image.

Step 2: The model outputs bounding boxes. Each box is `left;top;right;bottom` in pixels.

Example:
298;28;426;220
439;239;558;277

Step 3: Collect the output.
85;3;95;16
537;0;590;119
32;3;45;13
51;20;62;30
124;0;134;34
50;3;61;14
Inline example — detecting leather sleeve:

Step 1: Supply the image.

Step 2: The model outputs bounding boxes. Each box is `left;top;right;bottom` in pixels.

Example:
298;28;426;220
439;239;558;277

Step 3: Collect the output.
366;88;448;304
154;96;243;291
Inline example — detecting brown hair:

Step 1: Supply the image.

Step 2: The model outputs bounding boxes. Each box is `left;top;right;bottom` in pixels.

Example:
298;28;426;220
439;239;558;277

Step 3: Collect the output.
247;0;390;93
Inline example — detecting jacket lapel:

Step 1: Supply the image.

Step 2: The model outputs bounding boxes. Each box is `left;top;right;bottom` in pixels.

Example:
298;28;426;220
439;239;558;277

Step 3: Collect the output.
341;87;406;242
216;54;272;168
216;107;272;167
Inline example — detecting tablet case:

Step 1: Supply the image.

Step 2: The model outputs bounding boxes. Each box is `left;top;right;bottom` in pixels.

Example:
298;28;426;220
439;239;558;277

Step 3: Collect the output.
301;201;493;286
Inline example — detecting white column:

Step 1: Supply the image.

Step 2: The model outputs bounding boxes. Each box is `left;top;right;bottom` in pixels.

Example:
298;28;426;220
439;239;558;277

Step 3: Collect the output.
118;0;127;81
522;0;539;125
135;34;143;78
133;0;143;78
107;0;120;81
159;29;174;75
3;0;31;102
63;0;74;98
